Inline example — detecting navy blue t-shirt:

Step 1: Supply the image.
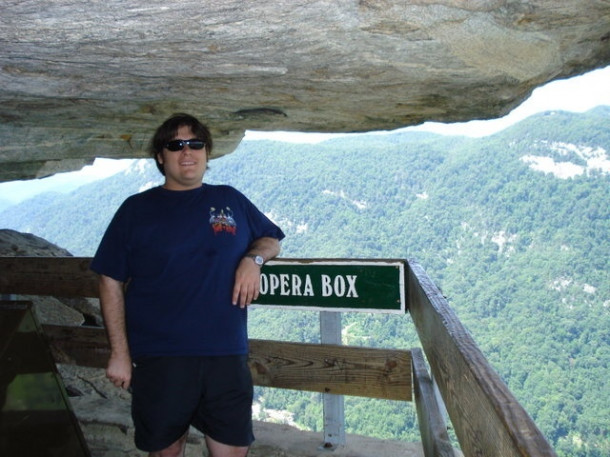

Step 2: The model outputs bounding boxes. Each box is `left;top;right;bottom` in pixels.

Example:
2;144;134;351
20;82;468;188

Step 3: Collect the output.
90;184;285;359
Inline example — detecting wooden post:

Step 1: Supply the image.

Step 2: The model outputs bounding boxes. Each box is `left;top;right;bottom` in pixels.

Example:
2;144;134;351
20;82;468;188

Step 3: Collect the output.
411;348;456;457
407;260;557;457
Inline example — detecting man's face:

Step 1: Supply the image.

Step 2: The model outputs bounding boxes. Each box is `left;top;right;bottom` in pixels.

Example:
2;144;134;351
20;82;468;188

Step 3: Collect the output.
157;125;208;191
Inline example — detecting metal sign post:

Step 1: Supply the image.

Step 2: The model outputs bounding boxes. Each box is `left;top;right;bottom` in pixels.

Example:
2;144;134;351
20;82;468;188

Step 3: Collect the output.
319;310;346;450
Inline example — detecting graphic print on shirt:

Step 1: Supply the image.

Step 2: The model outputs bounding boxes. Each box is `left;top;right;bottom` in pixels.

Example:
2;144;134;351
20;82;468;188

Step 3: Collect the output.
209;206;237;235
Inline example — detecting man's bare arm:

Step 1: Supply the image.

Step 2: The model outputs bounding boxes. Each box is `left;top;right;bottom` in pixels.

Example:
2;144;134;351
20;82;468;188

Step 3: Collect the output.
99;274;132;389
232;237;281;308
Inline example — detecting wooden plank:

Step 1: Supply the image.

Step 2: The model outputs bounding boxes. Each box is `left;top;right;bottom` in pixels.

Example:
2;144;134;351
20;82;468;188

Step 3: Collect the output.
42;324;110;368
407;261;557;457
42;325;412;401
411;348;456;457
0;257;99;298
250;339;411;401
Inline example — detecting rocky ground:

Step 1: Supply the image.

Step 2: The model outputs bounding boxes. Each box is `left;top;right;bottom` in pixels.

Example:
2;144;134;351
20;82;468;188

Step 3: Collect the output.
70;383;428;457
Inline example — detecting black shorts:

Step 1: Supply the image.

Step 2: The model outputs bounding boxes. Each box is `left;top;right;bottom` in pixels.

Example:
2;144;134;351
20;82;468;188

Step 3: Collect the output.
130;355;254;452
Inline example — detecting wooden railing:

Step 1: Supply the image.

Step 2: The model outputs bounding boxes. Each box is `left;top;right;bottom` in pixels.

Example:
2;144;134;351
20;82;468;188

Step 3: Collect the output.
0;256;557;457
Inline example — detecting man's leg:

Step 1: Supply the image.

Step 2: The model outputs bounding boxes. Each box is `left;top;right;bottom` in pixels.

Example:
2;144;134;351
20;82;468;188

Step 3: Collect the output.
131;357;203;456
149;431;188;457
205;435;249;457
194;356;254;455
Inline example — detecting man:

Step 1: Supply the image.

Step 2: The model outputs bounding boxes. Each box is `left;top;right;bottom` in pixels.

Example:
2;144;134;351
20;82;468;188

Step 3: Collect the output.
91;113;284;457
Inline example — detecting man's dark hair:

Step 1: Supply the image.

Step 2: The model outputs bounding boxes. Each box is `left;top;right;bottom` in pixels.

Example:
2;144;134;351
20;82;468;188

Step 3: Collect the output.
148;113;213;176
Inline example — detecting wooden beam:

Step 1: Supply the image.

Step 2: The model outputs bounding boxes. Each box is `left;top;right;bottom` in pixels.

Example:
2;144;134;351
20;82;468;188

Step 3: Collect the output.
407;261;557;457
411;348;456;457
0;257;98;298
42;324;110;368
42;324;412;401
250;339;411;401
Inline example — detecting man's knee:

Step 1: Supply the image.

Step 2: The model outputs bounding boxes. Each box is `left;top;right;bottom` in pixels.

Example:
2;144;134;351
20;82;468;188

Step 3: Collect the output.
205;435;249;457
149;432;188;457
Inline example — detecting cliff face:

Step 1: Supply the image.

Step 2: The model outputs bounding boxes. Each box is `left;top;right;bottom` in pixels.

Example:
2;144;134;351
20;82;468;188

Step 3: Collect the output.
1;0;609;181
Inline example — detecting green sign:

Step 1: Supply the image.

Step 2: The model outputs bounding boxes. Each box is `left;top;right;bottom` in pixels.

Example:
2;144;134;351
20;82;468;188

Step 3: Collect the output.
252;259;406;313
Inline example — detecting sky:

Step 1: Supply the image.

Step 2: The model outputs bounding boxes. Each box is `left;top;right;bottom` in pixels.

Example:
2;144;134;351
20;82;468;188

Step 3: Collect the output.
1;65;609;204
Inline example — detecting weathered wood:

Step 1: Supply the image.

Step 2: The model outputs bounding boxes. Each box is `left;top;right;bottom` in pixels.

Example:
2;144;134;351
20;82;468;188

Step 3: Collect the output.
42;324;412;401
0;257;99;298
42;324;110;368
411;348;456;457
407;261;557;457
249;339;411;401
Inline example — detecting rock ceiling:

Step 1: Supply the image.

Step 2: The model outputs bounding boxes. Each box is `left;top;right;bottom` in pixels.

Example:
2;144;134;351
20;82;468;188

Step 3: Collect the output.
1;0;609;182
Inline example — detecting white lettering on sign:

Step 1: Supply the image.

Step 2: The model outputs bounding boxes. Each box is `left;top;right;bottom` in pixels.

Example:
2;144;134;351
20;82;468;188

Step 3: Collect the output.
260;273;315;296
321;274;359;298
260;273;359;299
346;275;358;297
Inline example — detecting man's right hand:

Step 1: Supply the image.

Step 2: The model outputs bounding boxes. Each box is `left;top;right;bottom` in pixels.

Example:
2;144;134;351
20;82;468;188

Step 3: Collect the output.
106;351;133;390
99;274;132;390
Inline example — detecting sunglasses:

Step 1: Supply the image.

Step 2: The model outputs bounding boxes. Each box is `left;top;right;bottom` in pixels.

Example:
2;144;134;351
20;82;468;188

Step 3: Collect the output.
165;139;206;152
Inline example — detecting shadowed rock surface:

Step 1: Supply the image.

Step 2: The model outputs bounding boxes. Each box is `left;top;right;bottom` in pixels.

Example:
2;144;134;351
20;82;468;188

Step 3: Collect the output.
1;0;609;181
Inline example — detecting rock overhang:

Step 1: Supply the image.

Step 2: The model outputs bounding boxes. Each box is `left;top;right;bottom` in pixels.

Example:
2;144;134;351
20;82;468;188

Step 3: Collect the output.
0;0;609;181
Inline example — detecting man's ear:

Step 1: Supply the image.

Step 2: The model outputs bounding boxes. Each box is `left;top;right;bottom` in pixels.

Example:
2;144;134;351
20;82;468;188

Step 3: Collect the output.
156;152;164;165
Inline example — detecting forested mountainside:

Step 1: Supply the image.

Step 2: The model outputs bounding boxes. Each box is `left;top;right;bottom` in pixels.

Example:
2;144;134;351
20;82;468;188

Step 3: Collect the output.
1;107;608;456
